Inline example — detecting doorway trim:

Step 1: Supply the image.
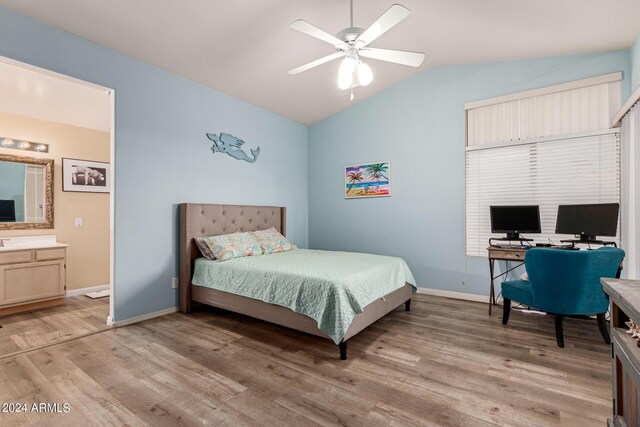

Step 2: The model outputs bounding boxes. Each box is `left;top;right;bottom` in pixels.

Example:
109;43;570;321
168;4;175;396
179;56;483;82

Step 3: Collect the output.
0;55;116;324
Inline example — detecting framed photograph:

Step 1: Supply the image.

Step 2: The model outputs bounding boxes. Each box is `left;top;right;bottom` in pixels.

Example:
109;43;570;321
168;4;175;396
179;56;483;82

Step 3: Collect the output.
345;161;390;199
62;158;110;193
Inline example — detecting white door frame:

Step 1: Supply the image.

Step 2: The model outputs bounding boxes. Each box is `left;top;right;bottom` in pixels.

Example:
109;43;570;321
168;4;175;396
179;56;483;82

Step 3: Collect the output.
0;55;116;323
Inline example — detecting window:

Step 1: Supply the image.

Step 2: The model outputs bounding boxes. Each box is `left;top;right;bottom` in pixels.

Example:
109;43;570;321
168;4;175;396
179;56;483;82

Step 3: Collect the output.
465;73;622;257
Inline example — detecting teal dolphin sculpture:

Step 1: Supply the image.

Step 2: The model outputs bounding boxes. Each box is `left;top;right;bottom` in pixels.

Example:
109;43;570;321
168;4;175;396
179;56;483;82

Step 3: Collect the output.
206;133;260;163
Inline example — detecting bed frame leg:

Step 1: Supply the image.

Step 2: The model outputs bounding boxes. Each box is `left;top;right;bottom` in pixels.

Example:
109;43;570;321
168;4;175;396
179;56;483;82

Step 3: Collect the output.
338;341;347;360
405;299;411;312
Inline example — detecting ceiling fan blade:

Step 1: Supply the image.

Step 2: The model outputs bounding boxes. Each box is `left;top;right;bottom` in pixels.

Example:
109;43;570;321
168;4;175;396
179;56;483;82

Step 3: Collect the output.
355;4;411;47
287;52;344;75
290;20;345;47
359;48;425;67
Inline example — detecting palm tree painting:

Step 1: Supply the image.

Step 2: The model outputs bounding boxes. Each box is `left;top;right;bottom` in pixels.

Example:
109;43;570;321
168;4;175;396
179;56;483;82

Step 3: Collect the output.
366;163;389;181
345;161;391;199
346;171;363;194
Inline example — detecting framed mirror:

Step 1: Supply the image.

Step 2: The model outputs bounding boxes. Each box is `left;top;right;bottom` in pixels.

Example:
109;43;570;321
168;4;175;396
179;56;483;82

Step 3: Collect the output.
0;154;54;230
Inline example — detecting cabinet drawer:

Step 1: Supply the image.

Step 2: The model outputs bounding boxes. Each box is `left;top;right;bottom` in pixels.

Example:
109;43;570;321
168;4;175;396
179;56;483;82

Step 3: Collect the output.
0;251;33;265
35;248;65;262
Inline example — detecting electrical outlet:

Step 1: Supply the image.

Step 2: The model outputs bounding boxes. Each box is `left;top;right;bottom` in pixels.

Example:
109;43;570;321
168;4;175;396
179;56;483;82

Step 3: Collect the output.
171;277;179;289
461;280;466;286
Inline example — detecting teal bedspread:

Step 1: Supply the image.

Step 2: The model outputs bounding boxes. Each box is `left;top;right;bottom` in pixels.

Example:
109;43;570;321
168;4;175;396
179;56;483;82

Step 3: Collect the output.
192;249;417;344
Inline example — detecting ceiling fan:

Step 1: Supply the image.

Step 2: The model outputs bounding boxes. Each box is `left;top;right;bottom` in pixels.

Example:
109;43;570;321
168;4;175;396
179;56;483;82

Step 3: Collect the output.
287;0;425;93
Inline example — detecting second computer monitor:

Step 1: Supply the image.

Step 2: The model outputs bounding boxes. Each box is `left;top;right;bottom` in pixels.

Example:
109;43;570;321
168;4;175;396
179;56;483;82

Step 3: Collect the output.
555;203;619;242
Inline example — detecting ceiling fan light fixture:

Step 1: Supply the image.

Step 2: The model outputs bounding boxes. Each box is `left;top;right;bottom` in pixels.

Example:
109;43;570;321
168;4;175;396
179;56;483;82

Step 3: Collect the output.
289;2;423;95
357;61;373;86
338;57;356;90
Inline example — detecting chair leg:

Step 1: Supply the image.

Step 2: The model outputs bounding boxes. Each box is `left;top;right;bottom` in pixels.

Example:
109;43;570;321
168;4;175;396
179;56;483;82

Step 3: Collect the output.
597;313;611;345
555;315;564;348
502;298;511;325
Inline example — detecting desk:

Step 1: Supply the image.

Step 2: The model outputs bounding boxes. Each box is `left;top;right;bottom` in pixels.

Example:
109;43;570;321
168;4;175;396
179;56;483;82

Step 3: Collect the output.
487;246;528;315
487;245;623;316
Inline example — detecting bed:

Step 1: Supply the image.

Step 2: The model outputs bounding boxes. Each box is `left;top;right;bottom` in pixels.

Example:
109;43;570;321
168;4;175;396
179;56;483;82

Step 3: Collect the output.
179;203;415;359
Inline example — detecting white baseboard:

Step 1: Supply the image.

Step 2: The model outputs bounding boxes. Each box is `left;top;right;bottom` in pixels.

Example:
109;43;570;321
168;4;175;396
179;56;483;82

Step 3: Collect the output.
107;306;178;327
66;284;110;297
416;287;489;304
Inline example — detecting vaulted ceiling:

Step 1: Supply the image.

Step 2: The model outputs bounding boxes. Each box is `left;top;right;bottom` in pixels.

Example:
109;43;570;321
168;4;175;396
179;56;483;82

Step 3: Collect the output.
2;0;640;125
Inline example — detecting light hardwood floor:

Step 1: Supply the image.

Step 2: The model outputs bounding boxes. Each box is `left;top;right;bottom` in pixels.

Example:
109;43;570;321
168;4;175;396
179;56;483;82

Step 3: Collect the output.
0;295;611;426
0;295;110;358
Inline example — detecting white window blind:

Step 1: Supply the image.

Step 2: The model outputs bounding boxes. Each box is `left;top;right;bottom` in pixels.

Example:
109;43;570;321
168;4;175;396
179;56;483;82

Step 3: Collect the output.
466;73;621;146
465;132;620;256
464;73;622;257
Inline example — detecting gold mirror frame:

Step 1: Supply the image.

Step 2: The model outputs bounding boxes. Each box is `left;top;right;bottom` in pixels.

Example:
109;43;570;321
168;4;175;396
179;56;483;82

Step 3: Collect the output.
0;154;54;230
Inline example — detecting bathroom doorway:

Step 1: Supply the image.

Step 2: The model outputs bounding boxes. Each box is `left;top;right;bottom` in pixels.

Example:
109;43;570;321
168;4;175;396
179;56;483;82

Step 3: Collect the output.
0;55;115;357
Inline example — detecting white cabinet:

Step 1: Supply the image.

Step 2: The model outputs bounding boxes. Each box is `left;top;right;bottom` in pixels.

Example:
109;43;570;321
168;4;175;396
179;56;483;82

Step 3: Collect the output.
0;247;67;316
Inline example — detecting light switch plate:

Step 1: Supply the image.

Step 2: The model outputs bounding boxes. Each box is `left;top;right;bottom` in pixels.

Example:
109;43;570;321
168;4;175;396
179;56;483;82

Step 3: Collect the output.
171;277;179;289
75;217;83;227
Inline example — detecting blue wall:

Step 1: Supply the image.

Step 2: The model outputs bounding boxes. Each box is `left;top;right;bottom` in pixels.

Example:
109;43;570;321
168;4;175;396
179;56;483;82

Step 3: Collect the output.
0;161;25;222
308;51;631;297
0;6;308;321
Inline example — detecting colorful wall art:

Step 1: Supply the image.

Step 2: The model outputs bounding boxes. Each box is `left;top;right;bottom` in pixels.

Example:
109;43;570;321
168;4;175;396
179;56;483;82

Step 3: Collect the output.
345;161;390;199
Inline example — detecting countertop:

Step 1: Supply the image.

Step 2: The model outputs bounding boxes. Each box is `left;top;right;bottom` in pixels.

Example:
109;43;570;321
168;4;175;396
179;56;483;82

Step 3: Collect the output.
0;242;69;252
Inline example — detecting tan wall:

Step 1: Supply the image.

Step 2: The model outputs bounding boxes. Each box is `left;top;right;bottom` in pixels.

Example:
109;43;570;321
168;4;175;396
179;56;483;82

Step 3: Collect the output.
0;111;110;290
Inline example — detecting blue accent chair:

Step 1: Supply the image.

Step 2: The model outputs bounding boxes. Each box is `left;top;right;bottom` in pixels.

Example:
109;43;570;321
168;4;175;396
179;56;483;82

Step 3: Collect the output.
501;247;625;347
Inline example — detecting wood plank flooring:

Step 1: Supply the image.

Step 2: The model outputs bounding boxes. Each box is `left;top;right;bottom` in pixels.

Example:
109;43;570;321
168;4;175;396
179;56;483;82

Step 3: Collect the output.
0;295;612;426
0;295;110;358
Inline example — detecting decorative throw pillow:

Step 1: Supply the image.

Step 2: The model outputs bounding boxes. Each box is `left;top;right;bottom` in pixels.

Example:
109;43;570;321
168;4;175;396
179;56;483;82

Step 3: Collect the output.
201;232;262;261
251;227;296;254
195;237;216;260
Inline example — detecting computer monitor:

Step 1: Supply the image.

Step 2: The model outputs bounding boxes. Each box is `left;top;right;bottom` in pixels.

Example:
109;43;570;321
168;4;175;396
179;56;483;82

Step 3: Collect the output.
0;200;16;222
490;205;541;240
555;203;619;242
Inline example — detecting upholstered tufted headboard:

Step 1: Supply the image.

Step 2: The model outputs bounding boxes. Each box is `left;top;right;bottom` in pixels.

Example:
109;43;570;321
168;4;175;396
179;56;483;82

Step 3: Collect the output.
179;203;286;312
